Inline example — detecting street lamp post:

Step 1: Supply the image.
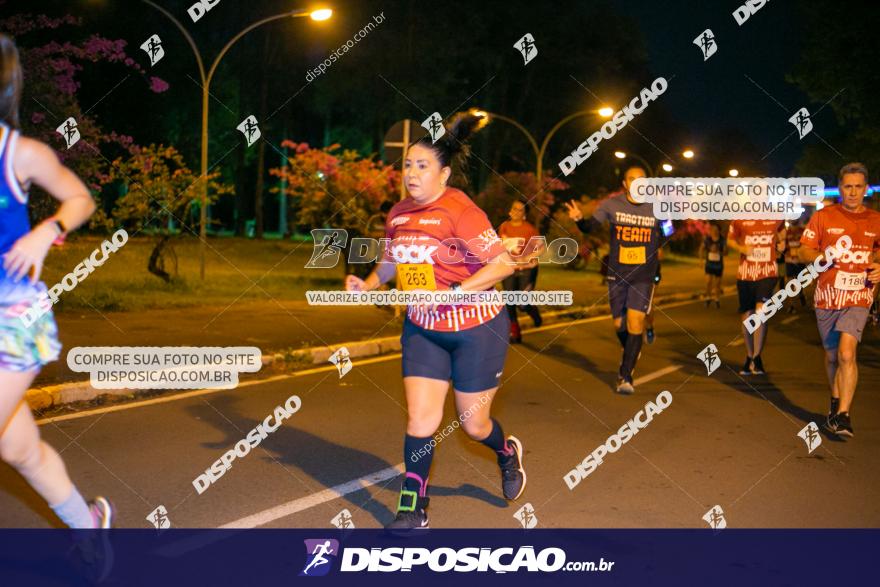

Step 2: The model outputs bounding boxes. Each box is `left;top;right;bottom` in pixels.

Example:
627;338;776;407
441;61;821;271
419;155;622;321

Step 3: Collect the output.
141;1;330;278
536;109;612;184
470;109;539;170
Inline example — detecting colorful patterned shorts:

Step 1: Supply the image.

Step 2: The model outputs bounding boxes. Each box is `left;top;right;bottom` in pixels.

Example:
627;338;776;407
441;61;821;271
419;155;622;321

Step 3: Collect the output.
0;280;62;372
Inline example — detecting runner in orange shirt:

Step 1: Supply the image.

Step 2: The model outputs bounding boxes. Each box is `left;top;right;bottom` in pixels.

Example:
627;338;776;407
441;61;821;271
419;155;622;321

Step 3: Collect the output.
499;200;543;343
800;162;880;438
729;219;786;375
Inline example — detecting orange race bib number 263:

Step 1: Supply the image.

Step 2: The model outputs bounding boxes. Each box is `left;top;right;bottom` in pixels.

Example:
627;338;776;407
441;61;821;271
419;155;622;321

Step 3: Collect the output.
396;264;437;290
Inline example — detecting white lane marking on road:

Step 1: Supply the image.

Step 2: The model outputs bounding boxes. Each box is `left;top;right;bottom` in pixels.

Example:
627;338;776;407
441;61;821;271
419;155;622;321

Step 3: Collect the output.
153;463;406;557
219;463;405;530
634;365;682;385
38;297;706;424
781;315;798;325
206;365;683;531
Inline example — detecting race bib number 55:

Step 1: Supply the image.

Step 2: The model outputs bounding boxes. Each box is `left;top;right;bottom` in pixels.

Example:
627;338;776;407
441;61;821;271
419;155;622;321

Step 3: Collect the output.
396;264;436;290
619;246;646;265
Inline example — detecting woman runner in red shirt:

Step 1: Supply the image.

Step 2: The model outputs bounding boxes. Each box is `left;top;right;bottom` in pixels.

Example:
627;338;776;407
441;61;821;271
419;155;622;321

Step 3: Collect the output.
498;200;543;343
345;112;527;532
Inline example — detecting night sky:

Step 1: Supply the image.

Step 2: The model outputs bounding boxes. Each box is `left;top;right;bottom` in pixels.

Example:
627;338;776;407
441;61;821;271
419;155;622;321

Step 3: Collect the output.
614;0;813;176
4;0;873;204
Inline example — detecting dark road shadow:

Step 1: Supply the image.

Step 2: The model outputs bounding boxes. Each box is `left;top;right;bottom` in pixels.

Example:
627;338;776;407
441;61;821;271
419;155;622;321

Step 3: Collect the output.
534;341;620;389
664;344;843;441
186;394;508;527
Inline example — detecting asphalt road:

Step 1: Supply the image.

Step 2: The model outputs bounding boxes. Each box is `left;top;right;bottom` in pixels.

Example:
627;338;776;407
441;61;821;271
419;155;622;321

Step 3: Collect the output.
2;296;879;529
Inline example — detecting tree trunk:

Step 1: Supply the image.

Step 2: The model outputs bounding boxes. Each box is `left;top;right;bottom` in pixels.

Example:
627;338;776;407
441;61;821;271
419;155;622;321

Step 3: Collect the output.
148;234;176;282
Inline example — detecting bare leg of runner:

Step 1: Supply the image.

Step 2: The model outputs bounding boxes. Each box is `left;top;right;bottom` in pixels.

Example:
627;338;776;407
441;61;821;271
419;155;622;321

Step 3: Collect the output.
835;333;858;414
0;370;94;528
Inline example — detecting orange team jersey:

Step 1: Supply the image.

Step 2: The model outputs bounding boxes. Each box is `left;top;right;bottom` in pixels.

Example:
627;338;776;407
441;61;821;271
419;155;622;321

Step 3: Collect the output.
384;186;508;332
729;219;784;281
498;220;539;256
800;204;880;310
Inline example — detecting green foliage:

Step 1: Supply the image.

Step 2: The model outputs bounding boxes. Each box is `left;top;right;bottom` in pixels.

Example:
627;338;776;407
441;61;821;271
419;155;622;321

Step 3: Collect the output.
106;144;232;233
269;141;400;236
788;0;879;176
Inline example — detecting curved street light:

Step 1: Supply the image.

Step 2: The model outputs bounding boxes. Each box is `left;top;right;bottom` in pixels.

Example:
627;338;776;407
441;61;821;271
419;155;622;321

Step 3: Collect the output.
536;107;613;184
470;109;540;167
141;1;332;278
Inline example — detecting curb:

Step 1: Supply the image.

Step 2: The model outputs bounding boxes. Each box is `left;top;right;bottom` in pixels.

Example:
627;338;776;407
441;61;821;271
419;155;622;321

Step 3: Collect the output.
26;290;704;412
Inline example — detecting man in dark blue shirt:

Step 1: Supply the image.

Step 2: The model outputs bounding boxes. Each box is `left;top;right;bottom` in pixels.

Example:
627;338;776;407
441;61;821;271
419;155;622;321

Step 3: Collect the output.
566;165;666;394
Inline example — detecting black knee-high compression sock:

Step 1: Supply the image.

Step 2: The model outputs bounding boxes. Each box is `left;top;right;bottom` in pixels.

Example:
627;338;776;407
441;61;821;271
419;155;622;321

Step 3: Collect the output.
480;418;513;456
403;434;434;495
620;332;643;381
616;328;629;348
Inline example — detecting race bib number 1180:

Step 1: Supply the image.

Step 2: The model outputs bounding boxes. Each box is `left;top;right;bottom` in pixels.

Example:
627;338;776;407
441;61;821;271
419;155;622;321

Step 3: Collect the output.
834;270;865;291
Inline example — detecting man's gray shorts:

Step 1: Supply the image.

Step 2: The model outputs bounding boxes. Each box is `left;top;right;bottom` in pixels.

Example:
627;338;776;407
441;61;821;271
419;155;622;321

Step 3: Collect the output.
815;307;870;350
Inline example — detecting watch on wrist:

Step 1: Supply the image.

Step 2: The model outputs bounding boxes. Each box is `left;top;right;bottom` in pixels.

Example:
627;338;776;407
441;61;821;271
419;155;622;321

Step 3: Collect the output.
46;218;67;236
449;281;462;292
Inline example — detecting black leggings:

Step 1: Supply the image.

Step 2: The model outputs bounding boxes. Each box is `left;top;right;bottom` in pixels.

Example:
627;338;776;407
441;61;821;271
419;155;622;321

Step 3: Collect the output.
502;267;541;323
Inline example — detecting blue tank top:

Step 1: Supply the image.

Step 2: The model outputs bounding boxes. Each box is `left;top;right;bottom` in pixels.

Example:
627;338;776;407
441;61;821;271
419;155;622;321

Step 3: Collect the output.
0;123;31;282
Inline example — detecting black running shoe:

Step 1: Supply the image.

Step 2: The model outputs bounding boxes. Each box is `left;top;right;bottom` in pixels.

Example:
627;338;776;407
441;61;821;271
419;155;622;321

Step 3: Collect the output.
750;356;765;375
827;398;840;426
835;413;854;438
824;413;840;434
739;357;753;375
498;435;526;501
385;491;429;534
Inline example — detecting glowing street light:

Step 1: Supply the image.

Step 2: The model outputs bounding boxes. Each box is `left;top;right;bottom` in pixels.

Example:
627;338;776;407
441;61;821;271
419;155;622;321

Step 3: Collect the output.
141;0;334;278
662;163;673;172
598;106;614;118
310;8;333;20
682;149;695;159
614;151;626;159
729;168;739;177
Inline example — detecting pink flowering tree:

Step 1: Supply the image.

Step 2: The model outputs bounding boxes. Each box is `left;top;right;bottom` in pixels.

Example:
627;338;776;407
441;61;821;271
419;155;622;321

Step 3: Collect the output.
0;5;169;226
107;144;231;281
475;171;568;231
269;141;400;274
